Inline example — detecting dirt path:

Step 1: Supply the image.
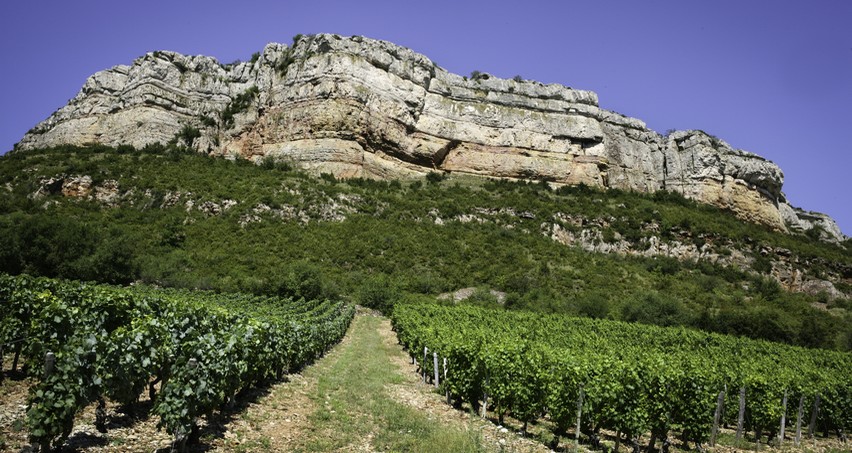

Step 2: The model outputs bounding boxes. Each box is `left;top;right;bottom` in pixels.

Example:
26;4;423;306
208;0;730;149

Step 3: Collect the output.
215;311;548;452
4;312;537;452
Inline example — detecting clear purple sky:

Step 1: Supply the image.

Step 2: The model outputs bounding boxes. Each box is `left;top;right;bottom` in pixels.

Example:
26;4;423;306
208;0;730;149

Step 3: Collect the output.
1;1;850;235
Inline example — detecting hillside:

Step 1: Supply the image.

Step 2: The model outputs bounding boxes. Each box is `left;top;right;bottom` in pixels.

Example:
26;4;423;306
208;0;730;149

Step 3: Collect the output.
4;25;852;453
13;34;845;243
1;144;850;351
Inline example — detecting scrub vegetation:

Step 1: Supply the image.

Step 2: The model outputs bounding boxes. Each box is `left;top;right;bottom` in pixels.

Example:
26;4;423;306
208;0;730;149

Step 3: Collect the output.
0;144;850;351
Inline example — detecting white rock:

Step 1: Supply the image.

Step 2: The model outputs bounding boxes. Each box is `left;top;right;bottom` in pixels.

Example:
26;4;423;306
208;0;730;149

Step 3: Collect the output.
14;34;843;240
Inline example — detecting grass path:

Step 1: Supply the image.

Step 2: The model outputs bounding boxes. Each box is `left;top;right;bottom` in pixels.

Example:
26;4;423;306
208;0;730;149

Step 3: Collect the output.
217;311;544;452
0;311;544;452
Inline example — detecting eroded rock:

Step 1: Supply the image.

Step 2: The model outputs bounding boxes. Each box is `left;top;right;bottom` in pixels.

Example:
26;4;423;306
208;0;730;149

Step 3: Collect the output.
15;34;845;241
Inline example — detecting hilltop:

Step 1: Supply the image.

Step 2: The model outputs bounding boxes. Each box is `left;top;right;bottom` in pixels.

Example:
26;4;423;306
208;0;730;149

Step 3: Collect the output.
14;34;845;243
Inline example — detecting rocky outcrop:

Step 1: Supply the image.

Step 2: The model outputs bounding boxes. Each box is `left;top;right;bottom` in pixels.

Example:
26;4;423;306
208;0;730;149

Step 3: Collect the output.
780;203;846;243
15;34;845;242
437;287;508;304
544;218;848;300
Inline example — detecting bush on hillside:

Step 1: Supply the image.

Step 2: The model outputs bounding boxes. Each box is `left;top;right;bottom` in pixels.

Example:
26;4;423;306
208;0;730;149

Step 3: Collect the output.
620;291;693;327
358;274;397;314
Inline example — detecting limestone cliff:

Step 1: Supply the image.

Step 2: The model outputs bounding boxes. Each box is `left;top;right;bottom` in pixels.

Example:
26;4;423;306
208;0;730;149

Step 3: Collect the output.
15;34;845;242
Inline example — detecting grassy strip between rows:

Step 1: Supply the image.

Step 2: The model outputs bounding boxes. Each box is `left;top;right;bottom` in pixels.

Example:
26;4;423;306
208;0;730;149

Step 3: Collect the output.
293;314;488;452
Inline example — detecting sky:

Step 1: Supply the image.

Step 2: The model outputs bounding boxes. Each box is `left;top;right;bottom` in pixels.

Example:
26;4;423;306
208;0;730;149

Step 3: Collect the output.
1;0;850;235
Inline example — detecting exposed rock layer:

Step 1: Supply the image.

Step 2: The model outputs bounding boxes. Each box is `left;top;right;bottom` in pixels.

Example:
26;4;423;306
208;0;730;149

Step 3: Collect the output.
27;173;851;300
15;34;845;242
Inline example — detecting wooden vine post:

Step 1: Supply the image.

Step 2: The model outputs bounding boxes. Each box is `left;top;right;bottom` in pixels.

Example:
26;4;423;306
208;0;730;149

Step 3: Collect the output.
443;357;450;404
736;386;746;441
794;394;805;446
481;371;489;419
575;385;585;452
778;389;788;446
422;347;428;383
808;394;820;439
433;352;439;388
44;351;55;378
711;388;725;446
12;342;22;372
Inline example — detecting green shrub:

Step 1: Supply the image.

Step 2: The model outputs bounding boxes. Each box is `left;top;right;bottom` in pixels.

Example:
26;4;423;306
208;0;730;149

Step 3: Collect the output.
827;298;852;311
221;86;259;127
469;70;490;81
0;214;138;284
751;275;781;301
258;155;292;171
268;260;331;301
200;115;217;128
464;287;501;308
751;254;773;274
806;224;825;241
358;274;397;314
620;292;692;327
175;125;201;147
276;53;296;75
575;292;611;319
644;256;682;275
425;171;445;184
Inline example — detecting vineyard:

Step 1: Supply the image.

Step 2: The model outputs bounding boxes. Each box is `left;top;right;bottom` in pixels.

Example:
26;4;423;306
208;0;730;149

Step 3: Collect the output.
0;273;354;451
392;303;852;451
2;281;851;452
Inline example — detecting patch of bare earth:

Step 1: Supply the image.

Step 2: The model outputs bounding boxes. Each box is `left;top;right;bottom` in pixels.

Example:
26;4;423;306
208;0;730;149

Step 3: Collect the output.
208;372;317;451
1;354;31;452
0;345;329;453
1;354;172;452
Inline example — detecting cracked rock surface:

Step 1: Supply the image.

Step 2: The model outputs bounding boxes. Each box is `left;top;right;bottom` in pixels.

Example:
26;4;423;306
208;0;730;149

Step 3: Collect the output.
15;34;844;241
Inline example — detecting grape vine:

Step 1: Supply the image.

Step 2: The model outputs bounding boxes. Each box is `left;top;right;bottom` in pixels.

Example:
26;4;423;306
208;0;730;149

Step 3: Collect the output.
0;273;354;451
392;303;851;448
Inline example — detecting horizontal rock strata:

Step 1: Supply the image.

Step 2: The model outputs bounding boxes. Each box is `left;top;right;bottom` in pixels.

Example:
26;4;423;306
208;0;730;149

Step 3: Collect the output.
15;34;845;242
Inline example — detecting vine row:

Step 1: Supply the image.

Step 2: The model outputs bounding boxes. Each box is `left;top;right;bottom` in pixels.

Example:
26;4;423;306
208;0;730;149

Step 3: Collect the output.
0;273;354;451
391;303;851;449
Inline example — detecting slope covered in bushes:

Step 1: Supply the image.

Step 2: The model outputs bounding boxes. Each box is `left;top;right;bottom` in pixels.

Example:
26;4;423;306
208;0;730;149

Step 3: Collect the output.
1;145;850;350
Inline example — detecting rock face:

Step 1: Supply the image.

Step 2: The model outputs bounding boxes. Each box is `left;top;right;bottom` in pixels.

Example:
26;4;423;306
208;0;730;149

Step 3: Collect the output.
15;34;845;242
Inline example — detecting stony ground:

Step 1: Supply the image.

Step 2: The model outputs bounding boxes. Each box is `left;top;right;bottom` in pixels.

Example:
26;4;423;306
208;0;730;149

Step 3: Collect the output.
1;313;850;452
